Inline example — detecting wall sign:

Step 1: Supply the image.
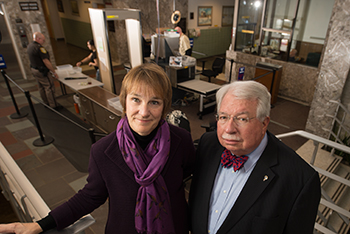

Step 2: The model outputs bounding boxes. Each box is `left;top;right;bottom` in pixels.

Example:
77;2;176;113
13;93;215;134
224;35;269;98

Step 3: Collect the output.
238;67;245;80
0;55;7;69
19;2;39;11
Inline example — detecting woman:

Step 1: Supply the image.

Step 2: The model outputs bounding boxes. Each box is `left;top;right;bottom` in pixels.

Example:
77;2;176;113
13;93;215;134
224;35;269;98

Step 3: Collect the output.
76;39;101;81
0;63;195;234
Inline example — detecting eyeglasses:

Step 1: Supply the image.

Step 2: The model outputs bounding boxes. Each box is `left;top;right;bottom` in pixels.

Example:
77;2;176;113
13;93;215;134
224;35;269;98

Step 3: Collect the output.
215;114;256;127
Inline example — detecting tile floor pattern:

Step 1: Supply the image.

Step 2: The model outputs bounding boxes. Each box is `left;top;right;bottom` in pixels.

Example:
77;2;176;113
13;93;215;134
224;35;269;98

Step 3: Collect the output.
0;39;311;233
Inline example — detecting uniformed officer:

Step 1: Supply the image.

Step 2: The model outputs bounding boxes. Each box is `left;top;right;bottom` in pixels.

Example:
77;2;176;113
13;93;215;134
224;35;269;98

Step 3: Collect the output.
27;32;59;109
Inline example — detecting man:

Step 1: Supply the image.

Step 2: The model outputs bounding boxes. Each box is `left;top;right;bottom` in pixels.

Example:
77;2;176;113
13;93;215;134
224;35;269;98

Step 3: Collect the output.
27;32;59;109
175;26;191;56
189;81;321;234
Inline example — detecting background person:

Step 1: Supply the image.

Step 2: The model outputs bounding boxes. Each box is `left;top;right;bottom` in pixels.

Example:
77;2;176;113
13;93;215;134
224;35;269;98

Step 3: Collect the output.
175;26;191;56
27;32;59;109
189;81;321;234
0;63;195;234
76;39;100;81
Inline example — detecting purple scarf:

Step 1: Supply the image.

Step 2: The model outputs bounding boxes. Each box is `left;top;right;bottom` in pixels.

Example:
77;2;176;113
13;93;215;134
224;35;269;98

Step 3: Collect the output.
116;116;175;234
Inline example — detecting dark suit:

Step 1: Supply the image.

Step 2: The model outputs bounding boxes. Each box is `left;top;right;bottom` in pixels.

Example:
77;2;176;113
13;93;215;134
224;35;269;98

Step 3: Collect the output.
189;131;321;234
50;124;195;233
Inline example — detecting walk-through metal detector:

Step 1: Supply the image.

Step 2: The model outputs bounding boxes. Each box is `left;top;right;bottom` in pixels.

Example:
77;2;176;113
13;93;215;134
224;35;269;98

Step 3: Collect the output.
88;8;142;94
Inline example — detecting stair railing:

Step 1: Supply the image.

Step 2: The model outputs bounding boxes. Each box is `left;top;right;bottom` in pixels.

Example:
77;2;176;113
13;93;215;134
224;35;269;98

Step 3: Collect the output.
276;130;350;234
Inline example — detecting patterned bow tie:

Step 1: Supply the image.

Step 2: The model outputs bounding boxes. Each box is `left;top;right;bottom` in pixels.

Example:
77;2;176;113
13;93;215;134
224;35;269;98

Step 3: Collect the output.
221;149;248;172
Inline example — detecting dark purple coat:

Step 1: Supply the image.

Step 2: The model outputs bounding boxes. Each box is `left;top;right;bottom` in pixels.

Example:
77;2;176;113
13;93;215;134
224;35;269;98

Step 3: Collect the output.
50;124;195;233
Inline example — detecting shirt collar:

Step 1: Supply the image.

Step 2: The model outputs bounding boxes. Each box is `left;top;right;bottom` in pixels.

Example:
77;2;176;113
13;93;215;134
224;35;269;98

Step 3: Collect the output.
243;132;268;171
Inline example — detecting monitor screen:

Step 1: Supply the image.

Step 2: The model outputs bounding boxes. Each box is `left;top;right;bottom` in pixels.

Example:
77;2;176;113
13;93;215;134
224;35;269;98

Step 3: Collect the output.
151;34;180;61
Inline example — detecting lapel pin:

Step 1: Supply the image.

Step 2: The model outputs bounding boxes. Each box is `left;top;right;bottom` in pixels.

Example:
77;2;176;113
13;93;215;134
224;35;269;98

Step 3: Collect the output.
263;175;268;181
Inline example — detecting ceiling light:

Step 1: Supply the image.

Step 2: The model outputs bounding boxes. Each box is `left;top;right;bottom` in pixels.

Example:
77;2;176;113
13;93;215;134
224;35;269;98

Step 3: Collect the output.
254;1;261;8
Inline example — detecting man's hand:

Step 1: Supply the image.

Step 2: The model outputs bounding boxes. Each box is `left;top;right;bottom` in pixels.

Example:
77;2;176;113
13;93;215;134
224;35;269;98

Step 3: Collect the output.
50;71;58;79
0;222;42;234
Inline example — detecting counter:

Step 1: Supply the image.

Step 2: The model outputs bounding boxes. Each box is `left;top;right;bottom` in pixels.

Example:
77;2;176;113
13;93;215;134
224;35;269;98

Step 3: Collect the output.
78;86;122;133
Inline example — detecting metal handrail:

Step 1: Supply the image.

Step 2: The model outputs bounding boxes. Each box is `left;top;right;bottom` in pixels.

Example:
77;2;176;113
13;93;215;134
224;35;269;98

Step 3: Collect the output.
0;142;95;233
277;130;350;166
276;130;350;233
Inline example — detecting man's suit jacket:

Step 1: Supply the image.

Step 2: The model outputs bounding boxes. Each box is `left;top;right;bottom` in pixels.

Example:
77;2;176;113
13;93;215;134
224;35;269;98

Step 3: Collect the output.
189;131;321;234
50;124;195;234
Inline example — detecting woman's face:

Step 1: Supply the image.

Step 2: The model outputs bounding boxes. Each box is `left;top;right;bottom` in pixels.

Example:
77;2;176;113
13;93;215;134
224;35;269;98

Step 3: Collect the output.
125;86;164;136
87;42;92;50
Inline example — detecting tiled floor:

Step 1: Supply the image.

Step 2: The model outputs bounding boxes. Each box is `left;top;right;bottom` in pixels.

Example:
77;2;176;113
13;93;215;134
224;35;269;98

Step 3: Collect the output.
0;39;311;232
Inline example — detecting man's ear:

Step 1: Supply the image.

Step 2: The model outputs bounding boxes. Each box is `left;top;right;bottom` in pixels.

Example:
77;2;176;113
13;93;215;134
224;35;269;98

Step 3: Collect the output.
262;116;270;132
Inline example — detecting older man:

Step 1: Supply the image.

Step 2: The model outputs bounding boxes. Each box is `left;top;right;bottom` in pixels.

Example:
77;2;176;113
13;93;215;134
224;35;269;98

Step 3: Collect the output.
27;32;59;109
189;81;321;234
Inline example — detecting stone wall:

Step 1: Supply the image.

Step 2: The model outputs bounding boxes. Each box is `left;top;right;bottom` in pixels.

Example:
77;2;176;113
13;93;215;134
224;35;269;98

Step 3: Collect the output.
1;0;55;80
225;51;318;105
305;0;350;137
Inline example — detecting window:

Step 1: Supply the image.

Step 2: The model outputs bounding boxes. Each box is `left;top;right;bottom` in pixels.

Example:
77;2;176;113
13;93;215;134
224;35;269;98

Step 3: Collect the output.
234;0;334;67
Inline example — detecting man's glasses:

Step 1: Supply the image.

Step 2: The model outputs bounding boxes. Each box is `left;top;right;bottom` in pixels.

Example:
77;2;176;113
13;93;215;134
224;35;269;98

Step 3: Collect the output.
215;114;256;126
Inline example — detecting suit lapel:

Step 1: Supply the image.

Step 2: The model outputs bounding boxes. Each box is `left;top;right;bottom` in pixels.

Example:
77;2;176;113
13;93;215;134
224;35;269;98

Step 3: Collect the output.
162;128;181;175
218;133;278;234
104;133;135;181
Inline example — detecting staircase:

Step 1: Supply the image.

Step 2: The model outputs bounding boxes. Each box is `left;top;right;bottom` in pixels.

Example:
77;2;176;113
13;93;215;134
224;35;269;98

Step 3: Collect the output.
277;131;350;234
277;99;350;234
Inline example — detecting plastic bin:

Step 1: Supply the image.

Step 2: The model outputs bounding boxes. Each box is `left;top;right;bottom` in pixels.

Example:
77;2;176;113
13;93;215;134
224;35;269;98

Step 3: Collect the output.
108;97;123;112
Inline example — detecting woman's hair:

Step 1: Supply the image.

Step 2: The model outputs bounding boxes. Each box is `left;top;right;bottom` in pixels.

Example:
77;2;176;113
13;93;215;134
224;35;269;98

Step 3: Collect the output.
216;81;271;121
119;63;172;119
87;39;94;46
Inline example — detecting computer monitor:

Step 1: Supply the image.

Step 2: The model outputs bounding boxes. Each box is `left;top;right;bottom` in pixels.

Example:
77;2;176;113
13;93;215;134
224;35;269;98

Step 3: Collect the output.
151;34;180;62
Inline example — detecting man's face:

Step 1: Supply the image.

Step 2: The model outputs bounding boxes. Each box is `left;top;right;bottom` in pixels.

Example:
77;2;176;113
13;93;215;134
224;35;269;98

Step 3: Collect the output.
36;35;45;45
217;93;270;156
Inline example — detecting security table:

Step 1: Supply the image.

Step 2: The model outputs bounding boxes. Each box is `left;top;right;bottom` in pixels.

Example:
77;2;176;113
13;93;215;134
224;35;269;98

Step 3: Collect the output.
55;69;104;94
177;79;221;119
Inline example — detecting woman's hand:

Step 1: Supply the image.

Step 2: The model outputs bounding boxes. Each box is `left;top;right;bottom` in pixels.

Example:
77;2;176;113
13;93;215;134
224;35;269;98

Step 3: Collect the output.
0;222;42;234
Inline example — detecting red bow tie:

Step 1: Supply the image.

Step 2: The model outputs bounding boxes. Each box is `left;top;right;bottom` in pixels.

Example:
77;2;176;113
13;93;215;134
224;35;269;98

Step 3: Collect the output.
221;149;248;172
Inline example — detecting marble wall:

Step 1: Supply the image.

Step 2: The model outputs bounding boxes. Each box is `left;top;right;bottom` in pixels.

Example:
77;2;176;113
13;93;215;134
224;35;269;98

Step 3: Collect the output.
305;0;350;137
225;50;319;105
1;0;55;80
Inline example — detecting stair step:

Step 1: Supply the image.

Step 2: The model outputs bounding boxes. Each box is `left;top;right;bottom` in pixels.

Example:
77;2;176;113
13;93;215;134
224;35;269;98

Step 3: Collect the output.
317;171;350;233
320;155;343;186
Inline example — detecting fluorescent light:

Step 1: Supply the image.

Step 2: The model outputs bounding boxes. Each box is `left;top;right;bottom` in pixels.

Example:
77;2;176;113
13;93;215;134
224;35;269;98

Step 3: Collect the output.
254;1;261;8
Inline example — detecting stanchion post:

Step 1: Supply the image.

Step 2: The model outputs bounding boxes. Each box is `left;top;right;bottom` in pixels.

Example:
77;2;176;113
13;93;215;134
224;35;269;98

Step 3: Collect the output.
23;90;54;146
1;70;28;119
88;128;96;144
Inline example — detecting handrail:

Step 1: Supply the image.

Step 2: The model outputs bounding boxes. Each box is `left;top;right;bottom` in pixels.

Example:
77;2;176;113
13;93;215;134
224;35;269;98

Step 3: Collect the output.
276;130;350;233
0;141;50;219
0;141;95;233
276;130;350;154
329;100;350;117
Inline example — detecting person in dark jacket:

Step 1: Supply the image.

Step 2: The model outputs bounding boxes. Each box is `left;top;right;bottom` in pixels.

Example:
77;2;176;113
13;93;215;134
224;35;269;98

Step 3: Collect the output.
189;80;321;234
27;32;59;109
0;63;195;234
76;39;100;81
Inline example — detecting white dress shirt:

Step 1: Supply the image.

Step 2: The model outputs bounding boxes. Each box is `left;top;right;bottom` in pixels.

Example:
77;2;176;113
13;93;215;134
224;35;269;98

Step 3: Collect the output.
207;133;268;234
